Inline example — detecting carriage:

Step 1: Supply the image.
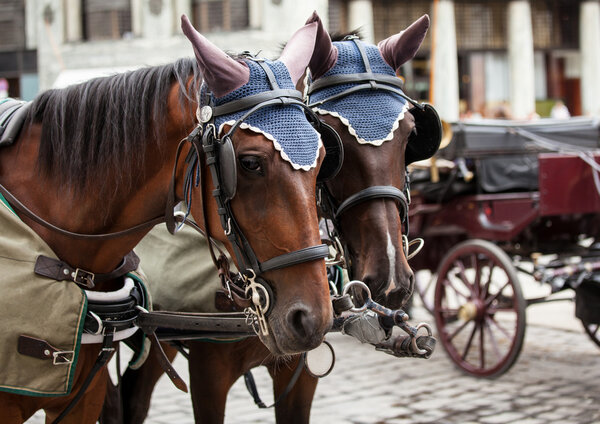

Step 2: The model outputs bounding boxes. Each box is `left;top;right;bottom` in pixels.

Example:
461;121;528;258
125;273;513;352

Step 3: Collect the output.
409;116;600;378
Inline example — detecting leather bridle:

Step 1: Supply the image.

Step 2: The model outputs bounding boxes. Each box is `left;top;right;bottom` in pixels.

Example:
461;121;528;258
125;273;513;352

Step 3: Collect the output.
306;37;424;275
166;56;334;334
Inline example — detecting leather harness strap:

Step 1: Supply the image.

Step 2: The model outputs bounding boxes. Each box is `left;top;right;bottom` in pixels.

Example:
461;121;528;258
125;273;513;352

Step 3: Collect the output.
334;186;408;221
50;331;115;424
136;310;251;333
0;181;166;240
33;251;141;289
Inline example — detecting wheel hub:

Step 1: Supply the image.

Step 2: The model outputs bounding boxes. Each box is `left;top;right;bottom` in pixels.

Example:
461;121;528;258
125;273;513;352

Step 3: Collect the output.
457;302;477;321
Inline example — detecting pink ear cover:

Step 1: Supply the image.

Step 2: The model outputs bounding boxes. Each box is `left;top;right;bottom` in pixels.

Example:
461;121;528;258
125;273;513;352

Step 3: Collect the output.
304;11;338;80
279;21;319;84
181;14;249;97
377;14;430;72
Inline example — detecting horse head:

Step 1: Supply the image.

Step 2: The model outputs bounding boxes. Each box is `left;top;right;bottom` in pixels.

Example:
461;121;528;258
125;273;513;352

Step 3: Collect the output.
179;16;332;355
305;13;441;309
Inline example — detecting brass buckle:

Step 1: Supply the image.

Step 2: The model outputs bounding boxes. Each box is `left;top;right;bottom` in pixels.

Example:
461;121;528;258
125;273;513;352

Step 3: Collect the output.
72;268;95;288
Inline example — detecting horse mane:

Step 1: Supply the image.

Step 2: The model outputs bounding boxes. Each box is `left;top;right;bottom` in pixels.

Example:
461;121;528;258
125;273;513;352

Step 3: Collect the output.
330;29;363;42
27;58;201;196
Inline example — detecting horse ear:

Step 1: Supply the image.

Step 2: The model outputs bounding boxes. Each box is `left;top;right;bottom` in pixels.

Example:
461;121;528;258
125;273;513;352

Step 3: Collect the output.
180;14;249;98
278;21;319;85
304;11;338;80
377;14;430;73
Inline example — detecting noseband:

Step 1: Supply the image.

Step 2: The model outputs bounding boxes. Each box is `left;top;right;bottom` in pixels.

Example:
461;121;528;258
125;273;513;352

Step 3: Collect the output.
169;57;333;334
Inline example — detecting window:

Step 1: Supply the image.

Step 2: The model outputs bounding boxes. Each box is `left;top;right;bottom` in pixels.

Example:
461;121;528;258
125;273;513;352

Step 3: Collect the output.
532;0;579;49
328;0;348;36
455;1;507;50
192;0;249;33
372;0;432;49
0;0;25;52
83;0;132;41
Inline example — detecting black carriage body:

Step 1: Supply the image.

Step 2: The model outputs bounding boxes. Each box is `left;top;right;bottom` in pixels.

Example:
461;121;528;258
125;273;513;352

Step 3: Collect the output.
409;117;600;270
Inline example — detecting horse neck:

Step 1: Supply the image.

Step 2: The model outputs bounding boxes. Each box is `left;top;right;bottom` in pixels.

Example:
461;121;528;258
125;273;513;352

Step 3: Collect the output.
0;87;198;287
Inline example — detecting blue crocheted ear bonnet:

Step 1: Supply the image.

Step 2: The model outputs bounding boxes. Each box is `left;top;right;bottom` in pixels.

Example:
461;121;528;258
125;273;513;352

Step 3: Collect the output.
207;59;321;171
309;41;408;146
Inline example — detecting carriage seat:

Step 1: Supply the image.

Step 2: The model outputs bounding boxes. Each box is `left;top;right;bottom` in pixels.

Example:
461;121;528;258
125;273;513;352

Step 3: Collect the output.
0;98;31;147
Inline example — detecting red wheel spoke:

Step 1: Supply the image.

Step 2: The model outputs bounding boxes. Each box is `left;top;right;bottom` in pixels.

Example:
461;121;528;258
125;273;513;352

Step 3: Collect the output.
481;262;495;300
461;322;477;360
487;314;512;339
447;319;471;342
485;281;510;308
439;307;459;317
454;260;475;294
441;278;470;301
484;317;503;360
473;254;482;298
479;321;485;369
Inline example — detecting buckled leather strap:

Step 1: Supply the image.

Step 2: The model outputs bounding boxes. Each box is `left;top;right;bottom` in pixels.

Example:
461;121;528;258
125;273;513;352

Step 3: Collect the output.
33;251;140;289
51;332;115;424
18;335;74;364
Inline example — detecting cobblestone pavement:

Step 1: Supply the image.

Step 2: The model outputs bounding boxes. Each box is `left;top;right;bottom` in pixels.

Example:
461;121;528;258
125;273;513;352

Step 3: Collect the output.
27;300;600;424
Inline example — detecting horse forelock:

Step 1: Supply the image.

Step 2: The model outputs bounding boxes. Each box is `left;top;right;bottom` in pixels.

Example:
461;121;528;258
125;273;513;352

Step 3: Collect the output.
27;58;201;197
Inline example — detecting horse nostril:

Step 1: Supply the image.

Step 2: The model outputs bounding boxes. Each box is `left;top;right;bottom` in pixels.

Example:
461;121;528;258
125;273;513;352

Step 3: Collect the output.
287;307;314;339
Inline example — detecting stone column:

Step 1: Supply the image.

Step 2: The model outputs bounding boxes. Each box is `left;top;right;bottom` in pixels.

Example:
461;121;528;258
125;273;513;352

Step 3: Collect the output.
37;0;65;90
173;0;192;34
431;0;459;122
347;0;374;44
25;0;38;49
261;0;328;39
507;1;535;119
249;0;262;29
580;1;600;117
141;0;174;39
64;0;82;42
131;0;144;37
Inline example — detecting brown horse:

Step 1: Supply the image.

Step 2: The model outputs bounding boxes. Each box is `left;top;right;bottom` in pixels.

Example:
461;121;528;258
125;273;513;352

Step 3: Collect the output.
115;13;440;424
0;16;333;423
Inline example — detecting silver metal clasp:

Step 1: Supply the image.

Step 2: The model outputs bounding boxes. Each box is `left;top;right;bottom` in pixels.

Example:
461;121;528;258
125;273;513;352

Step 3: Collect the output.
244;270;270;336
53;350;75;365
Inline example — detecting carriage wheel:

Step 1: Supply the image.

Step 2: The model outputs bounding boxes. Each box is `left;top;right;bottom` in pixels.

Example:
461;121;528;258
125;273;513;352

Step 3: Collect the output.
433;239;526;378
581;320;600;348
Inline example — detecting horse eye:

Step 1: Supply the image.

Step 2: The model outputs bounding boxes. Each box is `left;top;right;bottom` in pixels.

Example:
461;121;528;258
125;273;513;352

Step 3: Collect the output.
239;155;263;174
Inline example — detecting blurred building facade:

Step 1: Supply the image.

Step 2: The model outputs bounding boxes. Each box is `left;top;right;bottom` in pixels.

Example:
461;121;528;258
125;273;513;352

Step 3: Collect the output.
1;0;599;122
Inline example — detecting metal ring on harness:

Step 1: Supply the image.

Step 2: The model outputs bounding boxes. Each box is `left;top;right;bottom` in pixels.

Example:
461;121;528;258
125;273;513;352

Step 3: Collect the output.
412;322;434;356
243;270;274;336
402;235;424;260
342;280;372;313
304;340;335;378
